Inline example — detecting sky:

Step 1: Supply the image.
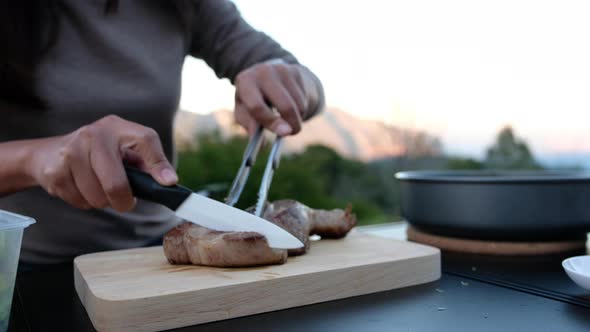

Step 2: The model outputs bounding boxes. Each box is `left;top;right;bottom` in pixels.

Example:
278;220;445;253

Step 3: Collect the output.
180;0;590;159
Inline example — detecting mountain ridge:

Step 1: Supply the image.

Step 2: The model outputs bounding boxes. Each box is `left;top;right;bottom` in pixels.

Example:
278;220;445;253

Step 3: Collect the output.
174;107;442;161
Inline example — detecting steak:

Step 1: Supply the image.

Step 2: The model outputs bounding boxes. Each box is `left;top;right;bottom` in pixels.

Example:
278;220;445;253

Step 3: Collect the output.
163;200;357;267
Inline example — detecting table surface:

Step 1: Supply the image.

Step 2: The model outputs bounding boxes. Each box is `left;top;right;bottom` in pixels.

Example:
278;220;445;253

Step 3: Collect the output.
8;223;590;332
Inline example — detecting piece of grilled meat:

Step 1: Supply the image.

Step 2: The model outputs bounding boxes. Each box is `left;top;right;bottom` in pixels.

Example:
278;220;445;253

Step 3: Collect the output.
163;200;357;267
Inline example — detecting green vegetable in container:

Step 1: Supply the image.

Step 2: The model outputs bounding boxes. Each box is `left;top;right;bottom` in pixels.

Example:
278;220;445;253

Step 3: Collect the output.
0;231;6;256
0;229;19;331
0;285;12;331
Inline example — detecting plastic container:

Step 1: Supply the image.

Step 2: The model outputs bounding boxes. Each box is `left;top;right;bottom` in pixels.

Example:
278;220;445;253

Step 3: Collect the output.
0;210;35;332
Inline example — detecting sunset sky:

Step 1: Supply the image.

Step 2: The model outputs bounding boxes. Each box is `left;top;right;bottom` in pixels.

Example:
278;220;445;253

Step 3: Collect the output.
180;0;590;159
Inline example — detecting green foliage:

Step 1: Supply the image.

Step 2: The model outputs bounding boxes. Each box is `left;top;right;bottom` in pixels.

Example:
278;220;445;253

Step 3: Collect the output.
177;133;390;225
176;131;247;200
446;157;484;170
485;126;542;170
177;125;544;226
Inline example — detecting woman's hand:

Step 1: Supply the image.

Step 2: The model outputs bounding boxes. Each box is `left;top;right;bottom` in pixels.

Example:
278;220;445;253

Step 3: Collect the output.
233;60;322;137
27;115;177;212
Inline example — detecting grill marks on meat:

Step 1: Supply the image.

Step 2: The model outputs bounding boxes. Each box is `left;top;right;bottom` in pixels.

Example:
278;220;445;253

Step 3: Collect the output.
163;200;357;267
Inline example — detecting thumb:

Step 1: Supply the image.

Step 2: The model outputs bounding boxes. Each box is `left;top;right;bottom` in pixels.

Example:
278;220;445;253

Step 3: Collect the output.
153;164;178;186
143;152;177;186
126;133;178;186
145;155;178;186
122;148;177;186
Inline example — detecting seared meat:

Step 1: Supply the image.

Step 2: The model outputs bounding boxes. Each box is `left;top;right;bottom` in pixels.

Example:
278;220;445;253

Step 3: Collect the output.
262;200;356;256
163;200;357;267
163;222;288;267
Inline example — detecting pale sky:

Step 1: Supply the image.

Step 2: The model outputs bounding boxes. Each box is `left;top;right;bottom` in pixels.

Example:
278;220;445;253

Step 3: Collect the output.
181;0;590;158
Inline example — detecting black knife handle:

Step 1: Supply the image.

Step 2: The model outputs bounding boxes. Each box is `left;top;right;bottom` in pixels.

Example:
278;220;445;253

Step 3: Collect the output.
124;166;191;211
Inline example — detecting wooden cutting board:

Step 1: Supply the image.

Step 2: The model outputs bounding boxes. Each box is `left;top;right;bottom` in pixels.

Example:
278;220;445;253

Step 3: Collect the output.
74;230;440;332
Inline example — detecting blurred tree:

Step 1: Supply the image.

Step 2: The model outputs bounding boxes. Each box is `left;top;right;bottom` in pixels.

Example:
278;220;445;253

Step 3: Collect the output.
176;130;247;199
176;125;545;226
484;126;542;170
176;133;389;225
447;157;484;170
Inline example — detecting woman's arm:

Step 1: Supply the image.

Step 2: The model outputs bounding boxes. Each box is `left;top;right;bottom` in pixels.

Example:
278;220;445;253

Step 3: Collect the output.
188;0;297;82
187;0;325;136
0;115;178;211
0;139;39;196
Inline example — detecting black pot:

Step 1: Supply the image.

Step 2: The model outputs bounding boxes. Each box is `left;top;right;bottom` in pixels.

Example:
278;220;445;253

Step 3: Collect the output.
395;170;590;241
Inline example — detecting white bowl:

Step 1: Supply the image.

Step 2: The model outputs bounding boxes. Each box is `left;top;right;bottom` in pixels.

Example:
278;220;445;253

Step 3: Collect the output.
562;255;590;291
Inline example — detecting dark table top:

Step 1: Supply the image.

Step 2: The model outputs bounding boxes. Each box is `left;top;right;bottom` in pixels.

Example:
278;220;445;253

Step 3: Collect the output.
8;224;590;332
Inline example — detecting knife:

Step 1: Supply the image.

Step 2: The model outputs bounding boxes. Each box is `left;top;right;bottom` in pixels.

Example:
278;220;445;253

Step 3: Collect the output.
124;166;304;249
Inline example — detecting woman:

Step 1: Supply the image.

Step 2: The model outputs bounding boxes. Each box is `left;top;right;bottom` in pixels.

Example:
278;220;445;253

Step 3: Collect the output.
0;0;324;264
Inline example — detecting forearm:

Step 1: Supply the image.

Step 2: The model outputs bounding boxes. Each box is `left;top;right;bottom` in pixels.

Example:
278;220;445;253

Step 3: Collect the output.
0;139;40;196
189;0;298;82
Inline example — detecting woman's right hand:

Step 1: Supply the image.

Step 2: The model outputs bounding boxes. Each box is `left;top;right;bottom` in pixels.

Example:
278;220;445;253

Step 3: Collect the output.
27;115;178;212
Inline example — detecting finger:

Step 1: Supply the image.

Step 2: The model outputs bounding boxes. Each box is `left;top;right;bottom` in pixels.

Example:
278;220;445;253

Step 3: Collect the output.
259;78;302;135
69;141;110;209
90;140;136;212
279;70;308;118
121;149;146;170
55;168;92;210
123;126;177;186
235;81;290;135
234;103;259;136
121;149;160;207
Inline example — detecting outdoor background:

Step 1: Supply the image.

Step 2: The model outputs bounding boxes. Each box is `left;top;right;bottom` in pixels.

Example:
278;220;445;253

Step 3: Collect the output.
175;0;590;225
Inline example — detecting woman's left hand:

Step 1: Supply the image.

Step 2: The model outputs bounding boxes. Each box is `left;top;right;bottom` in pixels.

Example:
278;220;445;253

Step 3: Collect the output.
233;61;321;137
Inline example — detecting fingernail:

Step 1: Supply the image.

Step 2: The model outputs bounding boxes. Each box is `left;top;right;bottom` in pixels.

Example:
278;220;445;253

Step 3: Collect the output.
160;168;178;184
275;122;292;136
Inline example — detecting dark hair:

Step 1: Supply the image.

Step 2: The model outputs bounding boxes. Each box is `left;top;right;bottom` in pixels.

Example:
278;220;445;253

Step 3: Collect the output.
0;0;191;109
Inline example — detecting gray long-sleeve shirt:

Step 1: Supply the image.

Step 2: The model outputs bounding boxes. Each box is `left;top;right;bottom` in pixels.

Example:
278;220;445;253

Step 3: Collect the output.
0;0;311;263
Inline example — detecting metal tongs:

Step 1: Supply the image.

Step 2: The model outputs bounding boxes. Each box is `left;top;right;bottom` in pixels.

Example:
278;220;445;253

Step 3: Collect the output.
225;125;283;217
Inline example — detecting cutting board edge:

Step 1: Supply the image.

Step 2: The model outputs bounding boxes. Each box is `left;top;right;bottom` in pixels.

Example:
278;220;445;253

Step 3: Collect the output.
74;262;104;332
74;238;441;303
76;249;441;332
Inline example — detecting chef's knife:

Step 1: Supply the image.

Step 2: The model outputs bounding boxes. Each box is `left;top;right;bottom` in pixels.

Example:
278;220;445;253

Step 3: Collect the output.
124;166;304;249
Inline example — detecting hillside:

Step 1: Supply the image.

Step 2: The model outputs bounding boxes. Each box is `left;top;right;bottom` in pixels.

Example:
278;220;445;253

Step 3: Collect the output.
174;107;442;161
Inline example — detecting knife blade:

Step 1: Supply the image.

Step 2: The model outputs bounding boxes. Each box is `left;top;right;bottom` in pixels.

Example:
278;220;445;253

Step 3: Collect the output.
124;166;304;249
